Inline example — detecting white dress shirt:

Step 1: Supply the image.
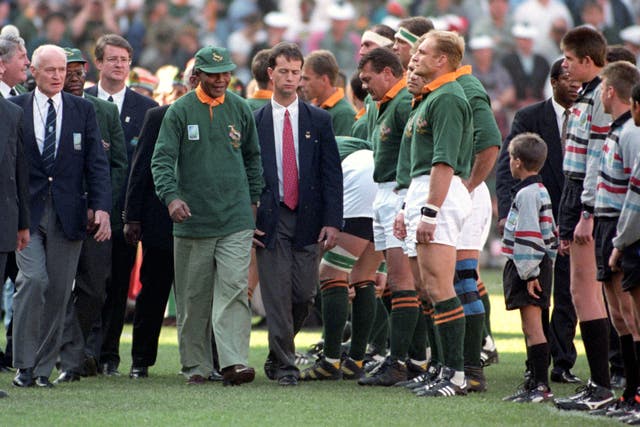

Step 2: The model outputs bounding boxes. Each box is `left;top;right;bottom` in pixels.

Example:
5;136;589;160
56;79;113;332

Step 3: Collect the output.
33;88;63;156
271;97;300;201
96;81;126;114
552;97;567;137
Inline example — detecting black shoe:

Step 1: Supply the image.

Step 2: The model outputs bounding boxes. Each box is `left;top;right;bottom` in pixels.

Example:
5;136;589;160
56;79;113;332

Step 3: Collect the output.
12;368;34;387
0;363;13;373
101;362;120;377
551;369;582;384
82;357;98;377
464;365;487;393
129;366;148;379
415;366;468;397
300;357;342;381
264;357;277;380
208;368;223;382
54;371;81;384
554;379;615;411
278;375;298;386
357;356;407;386
0;390;7;398
35;376;54;388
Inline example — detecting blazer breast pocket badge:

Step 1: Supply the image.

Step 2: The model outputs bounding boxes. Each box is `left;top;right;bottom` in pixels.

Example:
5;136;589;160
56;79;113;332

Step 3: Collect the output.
187;125;200;141
73;133;82;151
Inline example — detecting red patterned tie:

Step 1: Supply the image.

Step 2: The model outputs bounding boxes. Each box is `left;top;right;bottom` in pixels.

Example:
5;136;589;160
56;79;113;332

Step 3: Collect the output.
282;109;298;210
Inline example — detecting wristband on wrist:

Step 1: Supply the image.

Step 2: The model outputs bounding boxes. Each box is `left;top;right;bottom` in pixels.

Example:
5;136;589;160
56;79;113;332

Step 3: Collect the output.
420;203;440;218
420;215;437;225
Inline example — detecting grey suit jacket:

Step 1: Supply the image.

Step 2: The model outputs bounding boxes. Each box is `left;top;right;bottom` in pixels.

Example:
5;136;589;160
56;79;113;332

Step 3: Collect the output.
0;97;30;251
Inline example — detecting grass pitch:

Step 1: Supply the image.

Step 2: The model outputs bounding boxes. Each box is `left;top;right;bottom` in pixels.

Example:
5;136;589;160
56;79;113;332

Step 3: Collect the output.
0;269;622;426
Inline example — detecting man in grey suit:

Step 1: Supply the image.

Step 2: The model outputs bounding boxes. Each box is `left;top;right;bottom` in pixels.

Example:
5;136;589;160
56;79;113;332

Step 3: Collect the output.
0;41;30;399
9;45;111;388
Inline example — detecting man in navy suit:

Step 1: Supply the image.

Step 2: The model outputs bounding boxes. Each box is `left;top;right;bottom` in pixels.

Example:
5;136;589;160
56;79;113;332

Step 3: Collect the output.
9;45;111;388
0;48;30;397
85;34;158;375
253;42;343;386
496;59;582;384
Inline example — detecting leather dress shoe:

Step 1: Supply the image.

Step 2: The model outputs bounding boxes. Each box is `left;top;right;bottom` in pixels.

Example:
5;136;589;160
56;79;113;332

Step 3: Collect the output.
54;371;81;384
550;369;581;384
221;365;255;386
100;362;120;376
187;374;206;385
264;357;277;380
208;368;223;382
13;368;34;387
82;357;98;377
129;366;148;379
0;363;13;373
278;375;298;386
35;376;54;388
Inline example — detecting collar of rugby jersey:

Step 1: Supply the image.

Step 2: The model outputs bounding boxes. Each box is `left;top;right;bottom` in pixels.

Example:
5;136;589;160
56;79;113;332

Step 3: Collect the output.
251;89;273;100
455;65;472;78
377;77;407;109
411;94;423;109
421;70;458;95
196;84;225;120
355;106;366;120
319;87;345;109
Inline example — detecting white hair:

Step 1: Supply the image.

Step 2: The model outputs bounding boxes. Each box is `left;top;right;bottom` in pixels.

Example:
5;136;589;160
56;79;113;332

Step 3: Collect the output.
31;44;66;69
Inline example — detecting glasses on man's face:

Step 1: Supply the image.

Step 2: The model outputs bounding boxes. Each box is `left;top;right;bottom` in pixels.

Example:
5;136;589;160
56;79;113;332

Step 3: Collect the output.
66;70;86;80
104;57;132;65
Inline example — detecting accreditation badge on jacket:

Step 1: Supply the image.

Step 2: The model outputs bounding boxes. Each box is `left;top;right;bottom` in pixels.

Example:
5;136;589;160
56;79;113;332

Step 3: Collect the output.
73;133;82;151
187;125;200;141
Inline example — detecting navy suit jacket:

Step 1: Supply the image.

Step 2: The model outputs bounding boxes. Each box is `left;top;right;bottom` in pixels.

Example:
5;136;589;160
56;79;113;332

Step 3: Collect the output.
0;97;29;252
496;98;565;220
10;91;111;241
254;100;343;249
85;85;158;216
124;105;173;251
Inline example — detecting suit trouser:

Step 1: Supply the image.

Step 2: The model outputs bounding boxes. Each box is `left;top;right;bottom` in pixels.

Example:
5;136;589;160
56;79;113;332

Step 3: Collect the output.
13;199;82;377
93;231;136;366
174;229;253;377
58;237;113;371
131;245;174;367
256;206;320;379
0;253;6;283
547;253;578;371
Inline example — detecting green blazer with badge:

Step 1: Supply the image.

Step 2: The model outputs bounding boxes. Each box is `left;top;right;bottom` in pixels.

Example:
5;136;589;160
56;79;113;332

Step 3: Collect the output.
85;93;128;231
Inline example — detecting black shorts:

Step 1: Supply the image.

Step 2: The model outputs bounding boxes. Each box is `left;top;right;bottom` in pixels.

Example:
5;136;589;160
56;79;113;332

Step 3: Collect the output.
343;217;374;242
594;217;617;282
621;240;640;292
503;256;552;310
558;178;583;241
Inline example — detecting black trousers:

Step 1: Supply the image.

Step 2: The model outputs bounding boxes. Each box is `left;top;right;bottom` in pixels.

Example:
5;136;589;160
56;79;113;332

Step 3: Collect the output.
96;231;137;366
546;253;578;371
131;245;174;367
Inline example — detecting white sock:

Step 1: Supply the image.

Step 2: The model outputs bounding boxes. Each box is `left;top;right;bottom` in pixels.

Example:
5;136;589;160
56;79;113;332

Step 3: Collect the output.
451;370;466;386
325;357;339;365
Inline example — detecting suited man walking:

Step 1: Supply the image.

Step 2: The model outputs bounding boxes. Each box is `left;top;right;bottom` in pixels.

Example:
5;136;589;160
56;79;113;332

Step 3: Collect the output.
10;45;111;388
496;59;582;383
56;48;128;383
85;34;158;375
0;46;30;398
254;42;343;386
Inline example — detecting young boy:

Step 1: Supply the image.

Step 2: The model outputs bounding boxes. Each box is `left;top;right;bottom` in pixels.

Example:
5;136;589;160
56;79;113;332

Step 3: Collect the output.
502;133;558;403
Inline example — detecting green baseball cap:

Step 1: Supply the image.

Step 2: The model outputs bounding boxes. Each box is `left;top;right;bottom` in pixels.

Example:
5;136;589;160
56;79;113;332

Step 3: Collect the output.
194;46;236;74
63;48;87;64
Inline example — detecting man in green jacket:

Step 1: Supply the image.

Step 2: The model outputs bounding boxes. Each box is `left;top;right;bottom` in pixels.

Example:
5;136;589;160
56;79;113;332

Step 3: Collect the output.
55;47;128;383
152;46;264;386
